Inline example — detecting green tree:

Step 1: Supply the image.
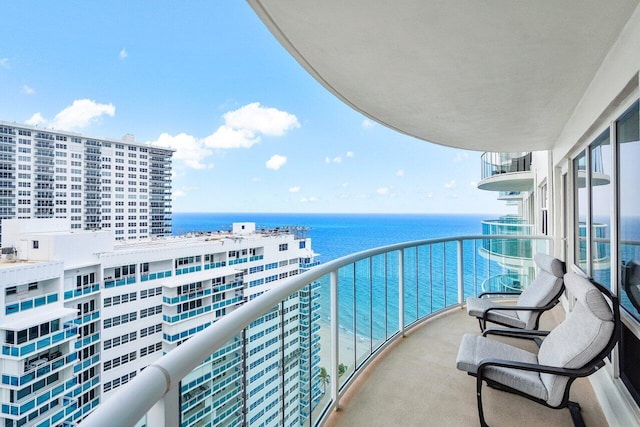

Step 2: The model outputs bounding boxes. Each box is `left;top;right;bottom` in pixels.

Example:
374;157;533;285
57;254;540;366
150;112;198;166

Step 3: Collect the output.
318;367;330;393
338;363;347;377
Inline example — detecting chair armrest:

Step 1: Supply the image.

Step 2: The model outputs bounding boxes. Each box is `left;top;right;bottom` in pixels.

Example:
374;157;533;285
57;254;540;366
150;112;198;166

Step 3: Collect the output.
477;357;605;379
482;328;550;339
478;291;522;298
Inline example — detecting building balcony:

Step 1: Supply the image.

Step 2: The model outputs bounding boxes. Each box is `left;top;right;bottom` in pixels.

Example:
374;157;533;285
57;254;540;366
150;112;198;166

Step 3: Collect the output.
478;152;534;192
78;235;633;427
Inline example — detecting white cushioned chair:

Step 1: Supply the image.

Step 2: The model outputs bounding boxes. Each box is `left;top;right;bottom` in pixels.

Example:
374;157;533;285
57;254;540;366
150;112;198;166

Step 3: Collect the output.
466;253;565;331
456;272;619;426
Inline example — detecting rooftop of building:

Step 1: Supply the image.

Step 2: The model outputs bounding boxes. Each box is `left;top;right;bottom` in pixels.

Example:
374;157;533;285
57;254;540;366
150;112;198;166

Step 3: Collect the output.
0;119;175;153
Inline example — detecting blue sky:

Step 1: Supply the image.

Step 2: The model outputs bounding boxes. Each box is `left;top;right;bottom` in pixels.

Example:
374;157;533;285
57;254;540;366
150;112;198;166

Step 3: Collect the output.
0;1;512;215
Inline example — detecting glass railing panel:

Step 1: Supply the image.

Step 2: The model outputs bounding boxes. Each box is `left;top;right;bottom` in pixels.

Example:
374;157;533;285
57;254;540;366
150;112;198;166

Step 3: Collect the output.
430;243;446;311
403;247;418;326
463;239;480;300
445;241;459;306
312;275;332;425
370;254;387;350
385;251;400;337
416;244;433;319
354;259;372;370
337;264;356;390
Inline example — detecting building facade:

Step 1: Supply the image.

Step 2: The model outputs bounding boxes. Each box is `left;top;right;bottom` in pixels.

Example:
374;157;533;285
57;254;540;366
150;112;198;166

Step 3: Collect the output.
0;121;173;242
0;220;321;427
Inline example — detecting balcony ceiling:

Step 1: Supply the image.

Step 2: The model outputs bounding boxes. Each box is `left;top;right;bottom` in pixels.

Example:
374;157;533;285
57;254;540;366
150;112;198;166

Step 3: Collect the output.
248;0;639;151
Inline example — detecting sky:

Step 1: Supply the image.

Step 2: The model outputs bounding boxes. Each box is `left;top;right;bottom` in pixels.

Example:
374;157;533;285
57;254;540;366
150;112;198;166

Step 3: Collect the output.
0;1;513;215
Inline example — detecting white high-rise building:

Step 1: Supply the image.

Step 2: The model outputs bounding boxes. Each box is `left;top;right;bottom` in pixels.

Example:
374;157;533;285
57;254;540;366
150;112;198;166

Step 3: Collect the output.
0;219;321;427
0;121;174;242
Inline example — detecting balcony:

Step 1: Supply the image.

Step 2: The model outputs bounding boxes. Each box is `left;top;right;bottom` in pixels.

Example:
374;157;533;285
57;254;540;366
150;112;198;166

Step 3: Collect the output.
478;152;534;192
80;235;620;427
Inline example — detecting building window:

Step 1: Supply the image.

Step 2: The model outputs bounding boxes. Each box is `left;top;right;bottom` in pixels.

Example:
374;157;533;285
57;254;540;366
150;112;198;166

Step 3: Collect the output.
573;151;587;272
590;129;611;289
618;101;640;319
32;240;39;249
279;243;288;251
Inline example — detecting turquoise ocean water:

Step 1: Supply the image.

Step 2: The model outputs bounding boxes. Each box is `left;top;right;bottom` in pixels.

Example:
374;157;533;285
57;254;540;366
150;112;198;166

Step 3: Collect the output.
172;213;494;340
172;212;486;263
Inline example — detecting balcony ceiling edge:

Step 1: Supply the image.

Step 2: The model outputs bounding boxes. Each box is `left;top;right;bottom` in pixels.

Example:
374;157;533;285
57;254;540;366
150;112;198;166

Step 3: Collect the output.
248;0;639;152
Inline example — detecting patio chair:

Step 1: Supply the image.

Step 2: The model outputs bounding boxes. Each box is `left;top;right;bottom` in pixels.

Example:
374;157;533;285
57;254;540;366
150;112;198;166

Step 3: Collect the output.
456;272;619;426
466;253;565;332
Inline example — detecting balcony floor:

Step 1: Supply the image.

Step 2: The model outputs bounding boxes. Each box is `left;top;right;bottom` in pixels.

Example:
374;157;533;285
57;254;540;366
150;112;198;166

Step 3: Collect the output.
326;305;608;426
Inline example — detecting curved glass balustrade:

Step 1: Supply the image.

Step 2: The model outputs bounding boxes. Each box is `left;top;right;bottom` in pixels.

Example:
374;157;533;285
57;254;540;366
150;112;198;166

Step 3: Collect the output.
480;152;532;180
80;235;551;427
481;217;534;259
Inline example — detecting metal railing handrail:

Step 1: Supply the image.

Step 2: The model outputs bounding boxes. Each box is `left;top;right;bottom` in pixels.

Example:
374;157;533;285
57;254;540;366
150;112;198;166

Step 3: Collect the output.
80;234;551;427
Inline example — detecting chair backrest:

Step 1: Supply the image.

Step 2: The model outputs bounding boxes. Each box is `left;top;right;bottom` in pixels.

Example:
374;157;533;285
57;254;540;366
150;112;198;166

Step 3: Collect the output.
517;253;565;328
537;272;617;406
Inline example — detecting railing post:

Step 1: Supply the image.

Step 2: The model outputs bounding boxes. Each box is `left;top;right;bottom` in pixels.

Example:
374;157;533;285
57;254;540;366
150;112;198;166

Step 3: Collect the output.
330;270;339;408
147;385;180;427
458;239;464;305
398;249;404;337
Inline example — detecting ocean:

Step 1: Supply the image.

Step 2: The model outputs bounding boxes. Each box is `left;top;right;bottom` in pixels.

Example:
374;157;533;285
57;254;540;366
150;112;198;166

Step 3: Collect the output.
171;212;488;264
172;212;494;340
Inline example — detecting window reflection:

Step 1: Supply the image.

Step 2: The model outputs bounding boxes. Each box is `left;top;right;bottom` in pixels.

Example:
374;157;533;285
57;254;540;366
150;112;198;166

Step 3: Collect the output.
591;130;611;288
618;101;640;319
574;151;587;272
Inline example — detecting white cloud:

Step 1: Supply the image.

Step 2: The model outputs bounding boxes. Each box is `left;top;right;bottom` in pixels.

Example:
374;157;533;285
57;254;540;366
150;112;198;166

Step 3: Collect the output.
341;182;349;188
444;180;457;189
266;154;287;171
377;187;390;195
204;125;259;149
453;151;469;162
289;186;300;193
0;58;9;69
21;85;35;95
150;132;213;170
203;103;299;150
252;177;262;182
396;169;405;177
300;196;319;203
223;102;299;136
26;99;115;131
470;181;478;187
325;152;353;164
362;118;375;129
149;102;298;170
26;113;47;126
119;48;128;60
426;192;434;198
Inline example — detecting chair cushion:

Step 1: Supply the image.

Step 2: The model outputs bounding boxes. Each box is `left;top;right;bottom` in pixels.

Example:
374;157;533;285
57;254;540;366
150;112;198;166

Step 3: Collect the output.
537;273;614;406
516;253;565;327
534;253;565;278
456;334;548;401
466;297;526;329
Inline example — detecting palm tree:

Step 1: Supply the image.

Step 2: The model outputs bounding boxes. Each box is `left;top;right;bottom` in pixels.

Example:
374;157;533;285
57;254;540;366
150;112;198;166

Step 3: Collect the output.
318;367;330;393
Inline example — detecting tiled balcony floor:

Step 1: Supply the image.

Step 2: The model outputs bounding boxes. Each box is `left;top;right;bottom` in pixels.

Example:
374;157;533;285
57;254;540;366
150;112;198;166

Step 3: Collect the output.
326;305;608;426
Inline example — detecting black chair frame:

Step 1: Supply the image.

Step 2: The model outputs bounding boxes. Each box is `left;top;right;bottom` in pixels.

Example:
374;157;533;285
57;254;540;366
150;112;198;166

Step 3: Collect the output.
475;284;565;332
469;281;620;427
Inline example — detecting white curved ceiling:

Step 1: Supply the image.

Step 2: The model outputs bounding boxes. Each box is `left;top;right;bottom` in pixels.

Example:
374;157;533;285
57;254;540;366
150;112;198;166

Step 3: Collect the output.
249;0;638;151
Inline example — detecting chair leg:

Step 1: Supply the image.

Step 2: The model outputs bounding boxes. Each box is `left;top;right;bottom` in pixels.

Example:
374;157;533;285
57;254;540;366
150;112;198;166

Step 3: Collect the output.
567;401;585;427
478;318;484;332
477;375;489;427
